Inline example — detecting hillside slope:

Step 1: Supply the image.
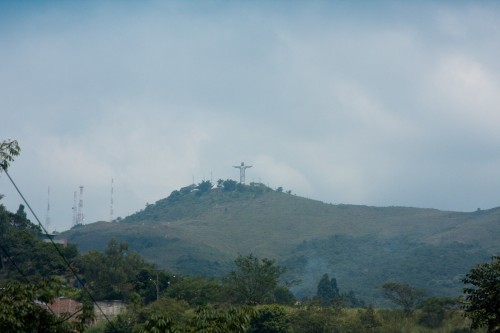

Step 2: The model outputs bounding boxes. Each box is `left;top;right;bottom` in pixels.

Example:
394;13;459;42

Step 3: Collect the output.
59;183;500;305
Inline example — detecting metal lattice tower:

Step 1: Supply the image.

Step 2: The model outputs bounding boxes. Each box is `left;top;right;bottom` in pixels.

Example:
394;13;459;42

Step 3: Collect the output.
110;178;114;222
72;191;77;227
233;162;252;184
77;186;84;225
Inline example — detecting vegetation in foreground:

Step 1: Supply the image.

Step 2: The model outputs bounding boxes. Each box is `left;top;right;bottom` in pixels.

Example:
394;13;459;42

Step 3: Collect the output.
1;140;499;332
60;177;498;305
0;201;496;333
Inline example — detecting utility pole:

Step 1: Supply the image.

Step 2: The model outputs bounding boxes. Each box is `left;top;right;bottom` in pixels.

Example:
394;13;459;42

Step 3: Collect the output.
151;270;161;301
155;271;159;301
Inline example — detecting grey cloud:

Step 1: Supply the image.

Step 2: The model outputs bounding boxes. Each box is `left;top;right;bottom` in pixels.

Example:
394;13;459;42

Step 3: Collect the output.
1;1;500;231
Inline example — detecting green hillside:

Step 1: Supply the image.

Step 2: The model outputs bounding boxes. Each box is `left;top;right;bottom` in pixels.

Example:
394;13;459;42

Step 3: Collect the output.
59;182;500;305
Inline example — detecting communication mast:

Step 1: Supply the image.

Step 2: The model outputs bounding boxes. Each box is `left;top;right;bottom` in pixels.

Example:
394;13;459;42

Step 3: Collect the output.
72;191;77;227
72;186;85;226
45;186;51;232
77;186;84;225
110;178;114;222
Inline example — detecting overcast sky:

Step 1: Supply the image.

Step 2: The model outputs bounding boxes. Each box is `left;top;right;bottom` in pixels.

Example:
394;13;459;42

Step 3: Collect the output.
1;1;500;232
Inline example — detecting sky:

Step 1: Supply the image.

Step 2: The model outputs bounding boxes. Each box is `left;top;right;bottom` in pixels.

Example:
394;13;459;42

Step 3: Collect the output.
1;1;500;232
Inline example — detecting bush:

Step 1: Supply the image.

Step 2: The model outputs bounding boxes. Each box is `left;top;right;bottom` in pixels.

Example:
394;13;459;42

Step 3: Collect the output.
249;305;290;333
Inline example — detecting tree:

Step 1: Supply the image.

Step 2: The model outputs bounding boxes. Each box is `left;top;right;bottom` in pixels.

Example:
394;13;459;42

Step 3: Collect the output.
0;280;92;333
166;276;223;306
104;313;136;333
223;254;287;305
137;313;177;333
222;179;238;192
358;305;380;333
0;139;20;171
135;269;173;304
0;203;75;283
463;256;500;332
196;180;213;194
289;307;342;333
316;273;340;306
79;238;154;301
342;290;365;308
382;282;424;315
417;296;458;329
249;305;290;333
188;306;253;333
273;286;296;306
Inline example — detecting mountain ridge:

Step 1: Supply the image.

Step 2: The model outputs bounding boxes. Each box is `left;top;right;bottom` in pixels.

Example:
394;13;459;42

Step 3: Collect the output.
59;182;500;304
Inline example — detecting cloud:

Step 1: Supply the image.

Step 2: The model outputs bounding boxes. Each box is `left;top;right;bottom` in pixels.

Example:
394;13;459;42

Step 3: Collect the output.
1;1;500;231
430;55;500;136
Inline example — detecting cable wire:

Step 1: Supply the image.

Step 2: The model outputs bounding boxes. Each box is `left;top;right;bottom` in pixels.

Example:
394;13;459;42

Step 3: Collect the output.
2;167;118;332
0;242;62;320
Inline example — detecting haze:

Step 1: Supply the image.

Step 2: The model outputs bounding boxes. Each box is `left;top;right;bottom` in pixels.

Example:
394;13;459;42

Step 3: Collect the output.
1;1;500;232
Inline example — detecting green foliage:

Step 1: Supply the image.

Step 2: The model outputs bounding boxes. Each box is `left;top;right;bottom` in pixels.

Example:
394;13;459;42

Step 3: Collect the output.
196;180;213;194
0;280;91;333
288;307;342;333
61;183;499;305
273;286;296;306
463;256;500;332
285;234;488;305
222;179;238;192
166;276;223;306
137;313;177;333
138;297;191;325
249;305;290;333
223;254;288;305
104;312;136;333
122;181;273;223
0;203;78;283
0;139;20;171
342;290;365;308
417;296;459;328
316;273;340;306
382;282;425;315
78;238;155;301
358;305;381;333
187;306;253;333
135;269;173;304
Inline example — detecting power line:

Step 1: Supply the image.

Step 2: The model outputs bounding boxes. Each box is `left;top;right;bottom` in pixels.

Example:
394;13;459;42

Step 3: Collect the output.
0;242;85;325
0;243;61;319
2;167;118;332
0;242;31;284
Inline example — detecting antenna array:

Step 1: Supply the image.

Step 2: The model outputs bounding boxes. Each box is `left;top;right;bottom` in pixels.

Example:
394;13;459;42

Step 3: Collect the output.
72;186;84;227
77;186;84;225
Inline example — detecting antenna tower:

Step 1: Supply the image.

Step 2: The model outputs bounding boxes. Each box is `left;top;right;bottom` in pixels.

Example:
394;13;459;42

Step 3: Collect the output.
110;178;114;222
77;186;84;225
72;191;77;227
45;186;51;232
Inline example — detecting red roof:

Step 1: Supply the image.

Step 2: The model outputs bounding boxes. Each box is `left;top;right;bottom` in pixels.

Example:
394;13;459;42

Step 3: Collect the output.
47;297;83;321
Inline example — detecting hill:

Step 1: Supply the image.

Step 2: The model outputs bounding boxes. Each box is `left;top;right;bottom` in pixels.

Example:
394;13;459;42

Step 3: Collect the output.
59;181;500;305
